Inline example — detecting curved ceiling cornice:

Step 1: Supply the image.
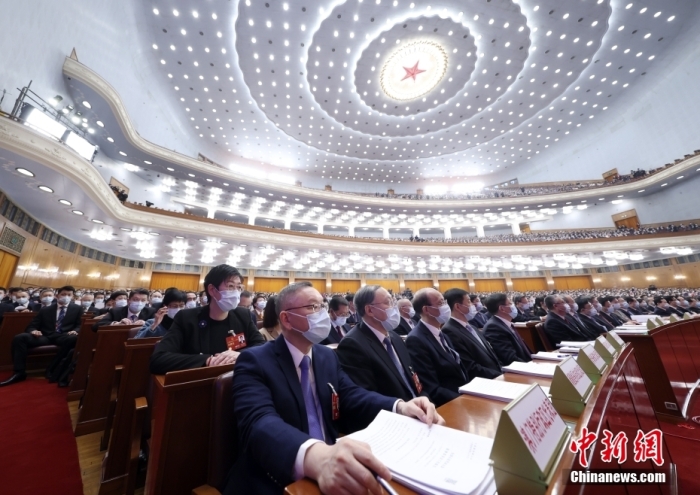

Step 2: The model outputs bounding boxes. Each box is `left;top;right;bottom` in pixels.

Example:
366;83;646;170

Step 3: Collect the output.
63;55;700;214
2;118;699;270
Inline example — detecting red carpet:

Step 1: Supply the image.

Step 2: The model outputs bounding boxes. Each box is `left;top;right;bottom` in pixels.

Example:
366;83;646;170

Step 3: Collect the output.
0;371;83;495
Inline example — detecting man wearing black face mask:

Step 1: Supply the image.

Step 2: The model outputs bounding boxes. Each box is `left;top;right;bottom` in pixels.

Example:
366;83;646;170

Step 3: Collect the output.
149;264;264;374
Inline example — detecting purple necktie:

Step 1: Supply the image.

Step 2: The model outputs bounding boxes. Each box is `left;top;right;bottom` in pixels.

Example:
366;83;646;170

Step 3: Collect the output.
299;356;324;441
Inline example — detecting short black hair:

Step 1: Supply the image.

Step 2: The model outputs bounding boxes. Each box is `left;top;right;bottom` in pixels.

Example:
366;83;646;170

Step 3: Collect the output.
653;295;666;305
625;296;636;303
163;289;186;306
203;264;242;300
469;294;480;303
599;295;615;306
240;290;253;299
485;293;508;314
109;290;128;301
544;295;558;310
576;297;592;312
354;285;381;317
40;288;54;296
254;293;267;302
129;288;149;299
514;294;528;305
329;295;349;312
262;296;279;329
444;288;468;310
56;285;75;295
345;293;355;302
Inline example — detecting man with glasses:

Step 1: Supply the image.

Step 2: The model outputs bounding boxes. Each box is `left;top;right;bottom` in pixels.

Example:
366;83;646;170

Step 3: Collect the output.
405;288;470;407
336;285;425;402
320;296;351;345
223;281;442;495
149;264;265;374
543;295;590;346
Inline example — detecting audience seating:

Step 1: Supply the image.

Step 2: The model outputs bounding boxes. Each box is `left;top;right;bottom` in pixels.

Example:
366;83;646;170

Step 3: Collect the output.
99;337;161;495
74;325;141;436
0;312;40;371
67;318;100;402
513;321;549;352
533;322;555;352
145;365;234;495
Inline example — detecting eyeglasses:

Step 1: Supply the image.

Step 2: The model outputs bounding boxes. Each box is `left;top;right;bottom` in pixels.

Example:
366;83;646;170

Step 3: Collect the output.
221;284;244;292
285;303;324;313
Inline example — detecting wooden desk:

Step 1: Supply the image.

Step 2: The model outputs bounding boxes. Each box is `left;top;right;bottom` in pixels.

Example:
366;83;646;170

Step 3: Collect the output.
286;346;679;495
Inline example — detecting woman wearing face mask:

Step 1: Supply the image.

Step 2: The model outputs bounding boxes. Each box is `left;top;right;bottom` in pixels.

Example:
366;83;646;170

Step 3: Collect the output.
149;264;265;374
253;294;267;322
259;296;281;341
198;291;209;307
136;289;187;339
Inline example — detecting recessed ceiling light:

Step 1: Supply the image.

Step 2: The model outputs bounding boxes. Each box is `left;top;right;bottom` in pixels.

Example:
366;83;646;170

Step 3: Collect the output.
58;199;72;206
175;235;185;239
119;151;127;156
107;137;114;143
144;160;152;165
96;121;104;127
38;186;53;193
150;232;160;236
16;168;34;177
188;173;195;177
72;210;84;215
120;227;132;231
167;167;174;171
82;101;91;109
92;219;104;224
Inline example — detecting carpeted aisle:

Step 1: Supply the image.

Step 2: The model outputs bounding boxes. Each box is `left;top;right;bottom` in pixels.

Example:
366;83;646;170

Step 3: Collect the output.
0;371;83;495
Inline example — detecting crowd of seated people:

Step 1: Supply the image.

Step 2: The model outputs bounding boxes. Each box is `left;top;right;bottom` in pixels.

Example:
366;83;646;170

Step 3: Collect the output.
2;271;700;492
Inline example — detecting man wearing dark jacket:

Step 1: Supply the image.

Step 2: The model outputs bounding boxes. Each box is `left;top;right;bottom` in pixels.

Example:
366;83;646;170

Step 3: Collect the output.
150;264;265;374
92;288;157;331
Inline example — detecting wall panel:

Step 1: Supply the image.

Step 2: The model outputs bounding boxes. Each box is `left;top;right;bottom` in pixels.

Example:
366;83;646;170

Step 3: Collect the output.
296;279;326;293
0;250;19;288
553;276;593;291
366;279;400;292
150;272;201;291
438;280;469;291
254;277;288;293
473;279;507;293
331;280;360;294
512;277;548;292
403;280;433;292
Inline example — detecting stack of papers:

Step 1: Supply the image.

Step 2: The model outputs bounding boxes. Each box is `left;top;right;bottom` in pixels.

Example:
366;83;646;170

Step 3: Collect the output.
344;410;495;495
557;347;581;354
502;361;557;378
612;328;648;335
531;351;569;361
459;377;549;402
557;341;594;348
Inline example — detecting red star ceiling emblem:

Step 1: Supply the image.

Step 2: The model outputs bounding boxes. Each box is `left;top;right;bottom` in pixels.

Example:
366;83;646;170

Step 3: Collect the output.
401;61;426;82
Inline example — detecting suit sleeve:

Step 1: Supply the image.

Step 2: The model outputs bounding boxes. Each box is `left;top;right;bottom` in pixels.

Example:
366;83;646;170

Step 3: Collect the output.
406;335;459;407
26;310;44;333
232;349;316;487
445;328;502;380
93;308;117;331
336;336;379;393
71;306;85;332
484;326;522;365
149;312;208;374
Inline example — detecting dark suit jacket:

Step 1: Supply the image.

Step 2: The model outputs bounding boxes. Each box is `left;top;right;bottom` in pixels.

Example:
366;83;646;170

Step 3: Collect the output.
469;312;489;329
150;305;264;374
483;315;532;365
320;322;351;345
27;303;83;335
92;305;157;331
566;313;597;339
336;321;424;402
394;317;414;336
441;318;502;379
513;309;540;323
598;310;622;327
346;311;359;326
406;321;468;407
543;313;587;345
223;336;396;495
578;313;609;338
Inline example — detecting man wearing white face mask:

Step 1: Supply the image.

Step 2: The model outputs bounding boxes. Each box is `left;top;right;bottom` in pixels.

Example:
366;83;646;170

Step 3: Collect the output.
136;289;186;339
482;293;533;365
93;288;157;330
513;295;540;323
150;264;264;374
405;288;469;407
394;298;415;335
222;282;442;495
336;286;425;402
320;296;351;345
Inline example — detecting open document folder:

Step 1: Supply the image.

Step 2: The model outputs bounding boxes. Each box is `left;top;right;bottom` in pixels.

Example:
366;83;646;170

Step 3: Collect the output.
342;410;495;495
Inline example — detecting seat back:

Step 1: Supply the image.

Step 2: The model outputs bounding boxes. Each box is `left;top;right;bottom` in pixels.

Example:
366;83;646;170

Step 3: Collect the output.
67;319;100;401
208;371;236;490
0;311;37;370
535;323;555;351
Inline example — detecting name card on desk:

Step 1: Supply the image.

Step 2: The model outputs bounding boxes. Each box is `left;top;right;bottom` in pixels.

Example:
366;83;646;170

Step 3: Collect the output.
550;357;593;417
576;344;606;383
605;331;626;351
594;335;617;364
491;384;570;495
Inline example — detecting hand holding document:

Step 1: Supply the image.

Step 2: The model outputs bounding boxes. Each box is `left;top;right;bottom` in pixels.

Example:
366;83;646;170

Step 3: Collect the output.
343;410;494;495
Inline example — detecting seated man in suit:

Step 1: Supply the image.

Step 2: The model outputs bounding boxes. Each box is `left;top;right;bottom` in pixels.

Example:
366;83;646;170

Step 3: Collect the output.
150;264;265;374
513;294;540;323
135;288;186;339
149;291;164;310
320;295;351;345
468;294;489;328
576;297;609;337
687;298;700;314
29;288;55;312
441;288;502;379
336;285;424;402
652;296;677;317
88;292;107;314
223;282;442;495
394;298;415;335
543;295;590;345
344;292;358;326
405;288;469;407
0;288;32;325
1;285;84;387
92;288;157;330
626;297;646;315
483;293;533;365
597;296;624;327
667;296;688;315
185;291;198;309
562;295;600;338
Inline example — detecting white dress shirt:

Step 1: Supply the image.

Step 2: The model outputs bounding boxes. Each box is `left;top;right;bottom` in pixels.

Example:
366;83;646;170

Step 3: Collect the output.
450;317;486;349
421;319;446;350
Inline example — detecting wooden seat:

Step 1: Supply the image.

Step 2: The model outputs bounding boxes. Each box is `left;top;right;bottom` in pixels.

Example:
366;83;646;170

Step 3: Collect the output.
192;371;235;495
146;365;234;495
0;312;38;371
74;325;141;436
534;322;555;351
99;337;161;495
67;318;100;401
